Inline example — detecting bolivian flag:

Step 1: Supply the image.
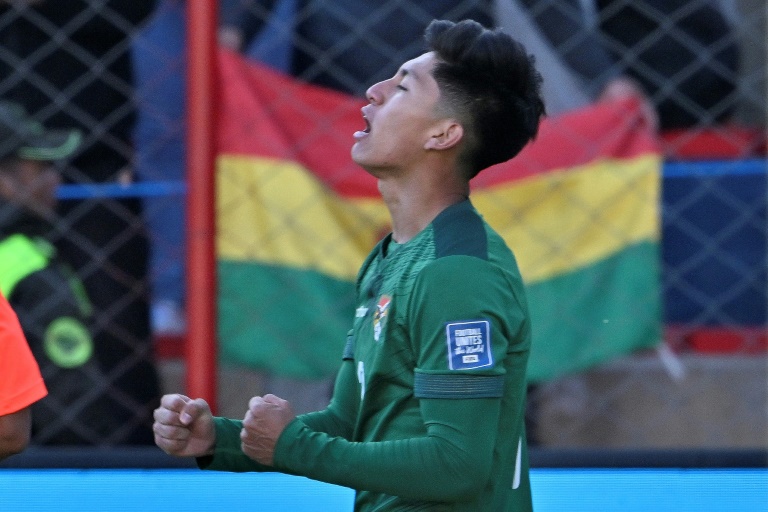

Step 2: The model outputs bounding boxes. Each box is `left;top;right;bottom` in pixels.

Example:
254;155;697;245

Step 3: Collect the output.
216;50;662;382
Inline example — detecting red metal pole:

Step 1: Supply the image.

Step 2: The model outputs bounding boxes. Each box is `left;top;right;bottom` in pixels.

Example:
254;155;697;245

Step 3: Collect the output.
185;0;218;412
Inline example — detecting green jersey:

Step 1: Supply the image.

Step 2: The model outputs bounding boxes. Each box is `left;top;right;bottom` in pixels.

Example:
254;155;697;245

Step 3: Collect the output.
203;200;533;511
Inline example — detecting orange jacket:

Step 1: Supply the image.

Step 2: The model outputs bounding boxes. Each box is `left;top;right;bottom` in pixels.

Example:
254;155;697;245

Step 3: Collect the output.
0;291;47;416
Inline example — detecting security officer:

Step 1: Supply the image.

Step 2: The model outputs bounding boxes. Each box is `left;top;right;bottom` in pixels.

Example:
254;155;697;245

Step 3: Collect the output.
0;101;121;444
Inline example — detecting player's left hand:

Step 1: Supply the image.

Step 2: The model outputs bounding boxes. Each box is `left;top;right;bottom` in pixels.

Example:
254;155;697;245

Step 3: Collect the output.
240;394;295;465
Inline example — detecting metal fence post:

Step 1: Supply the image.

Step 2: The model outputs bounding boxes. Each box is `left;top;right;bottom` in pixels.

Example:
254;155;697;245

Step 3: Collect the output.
185;0;219;412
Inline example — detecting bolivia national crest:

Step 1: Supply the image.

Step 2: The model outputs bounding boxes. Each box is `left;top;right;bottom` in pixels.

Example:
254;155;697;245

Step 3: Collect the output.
372;295;391;342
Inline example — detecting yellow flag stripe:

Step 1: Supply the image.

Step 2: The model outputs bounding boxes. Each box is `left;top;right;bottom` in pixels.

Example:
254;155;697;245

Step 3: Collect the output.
216;154;660;283
475;154;660;282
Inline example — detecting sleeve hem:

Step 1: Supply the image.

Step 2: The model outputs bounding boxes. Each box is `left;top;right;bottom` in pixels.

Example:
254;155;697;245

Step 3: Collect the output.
414;372;505;399
272;417;307;471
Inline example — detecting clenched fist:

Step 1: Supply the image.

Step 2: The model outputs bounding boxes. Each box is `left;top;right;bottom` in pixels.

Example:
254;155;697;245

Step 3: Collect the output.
153;394;216;458
240;394;295;465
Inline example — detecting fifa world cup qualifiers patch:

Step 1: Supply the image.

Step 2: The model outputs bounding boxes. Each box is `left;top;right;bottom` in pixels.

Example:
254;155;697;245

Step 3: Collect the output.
445;320;492;370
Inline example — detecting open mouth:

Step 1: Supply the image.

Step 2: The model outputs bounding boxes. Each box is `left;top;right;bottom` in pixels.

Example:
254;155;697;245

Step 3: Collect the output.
354;112;371;139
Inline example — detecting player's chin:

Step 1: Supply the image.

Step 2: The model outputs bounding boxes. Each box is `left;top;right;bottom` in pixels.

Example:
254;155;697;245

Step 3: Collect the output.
350;144;370;167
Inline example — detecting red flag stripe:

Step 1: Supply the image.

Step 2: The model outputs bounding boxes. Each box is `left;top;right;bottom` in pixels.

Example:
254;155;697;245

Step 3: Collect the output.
217;50;659;198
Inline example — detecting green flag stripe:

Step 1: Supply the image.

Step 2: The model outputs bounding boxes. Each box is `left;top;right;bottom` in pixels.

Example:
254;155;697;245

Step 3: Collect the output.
526;240;661;382
218;240;659;381
218;260;356;379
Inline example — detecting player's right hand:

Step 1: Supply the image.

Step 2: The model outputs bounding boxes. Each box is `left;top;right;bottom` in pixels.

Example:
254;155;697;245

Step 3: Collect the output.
153;394;216;458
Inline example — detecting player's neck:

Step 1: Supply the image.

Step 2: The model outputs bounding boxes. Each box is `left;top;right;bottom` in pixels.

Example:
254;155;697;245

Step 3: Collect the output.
380;175;468;244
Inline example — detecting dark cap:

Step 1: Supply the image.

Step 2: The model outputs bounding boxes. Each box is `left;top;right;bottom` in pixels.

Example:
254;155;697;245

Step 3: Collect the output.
0;100;81;161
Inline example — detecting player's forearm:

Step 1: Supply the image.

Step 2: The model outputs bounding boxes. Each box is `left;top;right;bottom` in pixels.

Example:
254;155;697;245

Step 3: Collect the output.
273;398;500;501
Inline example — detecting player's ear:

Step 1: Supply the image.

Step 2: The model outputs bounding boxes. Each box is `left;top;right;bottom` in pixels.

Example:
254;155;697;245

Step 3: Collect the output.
424;119;463;151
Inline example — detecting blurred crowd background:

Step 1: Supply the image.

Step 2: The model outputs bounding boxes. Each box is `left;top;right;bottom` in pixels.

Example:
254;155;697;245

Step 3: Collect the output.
0;0;764;451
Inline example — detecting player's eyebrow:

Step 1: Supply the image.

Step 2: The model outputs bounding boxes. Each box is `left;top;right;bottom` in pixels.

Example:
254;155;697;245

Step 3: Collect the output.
397;66;422;83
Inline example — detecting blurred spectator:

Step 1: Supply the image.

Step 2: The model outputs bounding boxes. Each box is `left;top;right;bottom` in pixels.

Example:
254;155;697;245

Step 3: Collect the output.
496;0;739;130
218;0;495;96
132;0;187;335
219;0;295;71
0;289;47;460
597;0;739;130
0;0;161;444
0;100;126;445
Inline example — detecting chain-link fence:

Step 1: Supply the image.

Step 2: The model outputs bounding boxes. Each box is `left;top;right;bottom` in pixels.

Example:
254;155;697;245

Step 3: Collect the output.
0;0;764;451
0;1;160;446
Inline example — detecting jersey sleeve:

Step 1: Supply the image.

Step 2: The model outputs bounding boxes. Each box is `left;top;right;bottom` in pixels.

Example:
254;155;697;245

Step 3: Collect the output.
205;399;502;500
272;395;501;501
201;356;360;472
409;256;528;393
0;294;47;416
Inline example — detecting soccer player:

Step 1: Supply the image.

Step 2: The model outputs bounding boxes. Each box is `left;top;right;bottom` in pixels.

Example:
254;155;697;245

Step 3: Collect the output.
154;19;545;510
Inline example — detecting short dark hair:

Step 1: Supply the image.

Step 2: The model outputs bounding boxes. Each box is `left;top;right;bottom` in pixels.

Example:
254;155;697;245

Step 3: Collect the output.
425;19;545;179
